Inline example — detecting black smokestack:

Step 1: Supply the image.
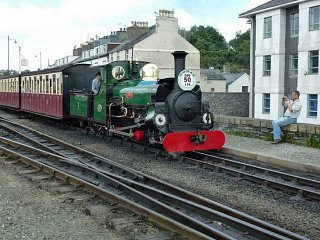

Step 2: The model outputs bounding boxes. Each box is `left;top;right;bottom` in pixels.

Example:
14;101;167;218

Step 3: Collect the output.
172;51;188;91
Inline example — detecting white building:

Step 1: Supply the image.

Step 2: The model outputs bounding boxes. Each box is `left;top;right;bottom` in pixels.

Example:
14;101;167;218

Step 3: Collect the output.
240;0;320;124
108;10;200;79
200;68;226;92
52;55;79;68
224;73;250;93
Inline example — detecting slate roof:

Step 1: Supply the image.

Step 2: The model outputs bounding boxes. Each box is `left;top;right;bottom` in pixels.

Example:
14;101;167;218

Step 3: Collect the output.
110;30;156;53
223;73;244;86
201;69;226;81
240;0;299;17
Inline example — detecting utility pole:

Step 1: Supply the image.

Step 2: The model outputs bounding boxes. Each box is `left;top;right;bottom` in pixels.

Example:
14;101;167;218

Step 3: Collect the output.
7;35;17;74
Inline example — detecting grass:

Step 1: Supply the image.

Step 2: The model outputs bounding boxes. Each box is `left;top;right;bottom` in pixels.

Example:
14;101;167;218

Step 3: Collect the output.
226;129;320;149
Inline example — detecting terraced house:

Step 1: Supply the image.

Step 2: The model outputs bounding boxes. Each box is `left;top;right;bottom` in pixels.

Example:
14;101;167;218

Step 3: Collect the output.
240;0;320;124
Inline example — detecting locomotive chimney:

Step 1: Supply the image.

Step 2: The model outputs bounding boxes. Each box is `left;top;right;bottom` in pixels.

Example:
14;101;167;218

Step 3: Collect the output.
172;51;188;91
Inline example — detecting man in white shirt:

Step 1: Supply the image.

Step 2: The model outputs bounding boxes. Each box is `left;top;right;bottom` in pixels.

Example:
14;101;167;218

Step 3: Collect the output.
272;90;302;144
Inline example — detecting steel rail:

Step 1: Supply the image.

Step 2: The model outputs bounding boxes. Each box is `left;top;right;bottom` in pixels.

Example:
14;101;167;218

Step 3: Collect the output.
0;124;303;239
197;152;320;189
181;154;320;201
0;116;312;239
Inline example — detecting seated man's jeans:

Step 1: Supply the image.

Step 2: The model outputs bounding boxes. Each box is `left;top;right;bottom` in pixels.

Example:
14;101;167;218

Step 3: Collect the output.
272;116;297;140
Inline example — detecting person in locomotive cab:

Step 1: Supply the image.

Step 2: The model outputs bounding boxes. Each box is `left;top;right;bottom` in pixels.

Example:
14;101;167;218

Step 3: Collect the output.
92;72;102;95
272;90;302;144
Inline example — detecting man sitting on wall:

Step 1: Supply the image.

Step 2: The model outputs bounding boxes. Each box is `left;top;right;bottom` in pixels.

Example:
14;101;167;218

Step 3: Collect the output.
272;90;302;144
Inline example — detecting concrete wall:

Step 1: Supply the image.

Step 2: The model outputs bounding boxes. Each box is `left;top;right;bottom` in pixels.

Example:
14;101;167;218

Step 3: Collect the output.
254;9;286;120
298;0;320;124
108;14;200;80
200;79;226;93
227;73;250;92
203;92;249;117
214;115;320;147
133;17;200;79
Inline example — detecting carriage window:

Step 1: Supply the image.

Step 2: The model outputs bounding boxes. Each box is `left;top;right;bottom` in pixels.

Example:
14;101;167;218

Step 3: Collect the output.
27;78;29;93
52;74;56;94
33;77;36;93
49;78;52;94
46;75;49;93
14;79;17;92
57;77;61;94
22;78;25;93
36;77;39;93
52;74;58;93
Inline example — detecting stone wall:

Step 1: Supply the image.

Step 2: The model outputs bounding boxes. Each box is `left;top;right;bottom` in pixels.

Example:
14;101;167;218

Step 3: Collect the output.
214;115;320;148
203;93;249;117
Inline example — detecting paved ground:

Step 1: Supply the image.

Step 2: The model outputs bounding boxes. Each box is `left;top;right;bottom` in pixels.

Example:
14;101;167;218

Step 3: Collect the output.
225;135;320;167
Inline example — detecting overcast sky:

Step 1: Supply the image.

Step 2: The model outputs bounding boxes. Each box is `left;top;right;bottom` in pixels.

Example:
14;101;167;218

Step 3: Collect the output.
0;0;268;71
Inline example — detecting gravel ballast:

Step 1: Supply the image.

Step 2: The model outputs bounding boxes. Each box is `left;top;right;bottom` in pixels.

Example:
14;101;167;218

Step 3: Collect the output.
1;109;319;239
0;162;121;240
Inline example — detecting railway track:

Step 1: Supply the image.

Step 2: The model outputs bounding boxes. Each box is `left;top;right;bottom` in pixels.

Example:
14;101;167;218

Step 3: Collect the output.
0;116;308;240
180;152;320;201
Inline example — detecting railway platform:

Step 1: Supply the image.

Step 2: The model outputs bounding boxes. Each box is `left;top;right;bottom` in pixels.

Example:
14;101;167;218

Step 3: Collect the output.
222;135;320;174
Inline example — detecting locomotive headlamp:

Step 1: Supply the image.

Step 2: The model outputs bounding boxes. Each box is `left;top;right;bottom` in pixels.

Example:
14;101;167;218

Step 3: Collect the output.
202;113;212;124
154;114;167;127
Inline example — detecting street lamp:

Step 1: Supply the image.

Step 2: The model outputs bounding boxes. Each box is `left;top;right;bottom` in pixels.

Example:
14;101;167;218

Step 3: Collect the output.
8;35;17;74
35;52;42;70
18;46;28;74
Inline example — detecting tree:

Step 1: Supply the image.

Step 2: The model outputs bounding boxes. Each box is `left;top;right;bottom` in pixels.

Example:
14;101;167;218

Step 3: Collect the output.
228;30;250;73
187;26;229;69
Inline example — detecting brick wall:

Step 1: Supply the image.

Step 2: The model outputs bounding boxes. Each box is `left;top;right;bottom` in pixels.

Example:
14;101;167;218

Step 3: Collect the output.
214;115;320;148
203;93;249;117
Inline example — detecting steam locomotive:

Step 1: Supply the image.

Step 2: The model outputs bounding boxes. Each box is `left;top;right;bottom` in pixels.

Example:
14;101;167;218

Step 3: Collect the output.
0;51;225;153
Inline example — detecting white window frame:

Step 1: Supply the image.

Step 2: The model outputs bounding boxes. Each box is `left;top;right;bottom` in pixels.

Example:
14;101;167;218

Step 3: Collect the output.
263;55;271;76
263;93;271;114
310;5;320;31
308;94;318;118
290;12;299;37
289;53;298;77
264;17;272;39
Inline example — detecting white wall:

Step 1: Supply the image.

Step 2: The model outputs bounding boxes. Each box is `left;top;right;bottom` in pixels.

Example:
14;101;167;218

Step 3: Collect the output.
200;79;226;93
112;14;200;80
227;73;250;92
297;0;320;124
254;9;287;120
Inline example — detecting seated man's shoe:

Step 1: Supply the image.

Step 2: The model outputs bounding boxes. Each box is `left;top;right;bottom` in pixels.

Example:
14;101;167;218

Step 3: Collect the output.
271;139;282;144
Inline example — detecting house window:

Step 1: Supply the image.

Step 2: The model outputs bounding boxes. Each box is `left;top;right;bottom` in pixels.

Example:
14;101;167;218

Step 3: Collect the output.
309;50;319;74
263;55;271;76
310;6;320;31
289;54;298;77
290;13;299;37
117;52;120;61
264;17;272;38
308;94;318;117
263;93;270;114
211;88;215;92
125;50;129;60
242;86;248;93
